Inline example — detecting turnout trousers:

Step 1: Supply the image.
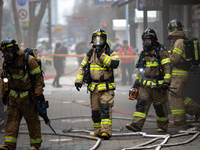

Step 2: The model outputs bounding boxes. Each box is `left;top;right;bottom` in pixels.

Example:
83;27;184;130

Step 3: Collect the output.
90;86;115;137
169;75;200;125
132;86;169;131
4;95;42;150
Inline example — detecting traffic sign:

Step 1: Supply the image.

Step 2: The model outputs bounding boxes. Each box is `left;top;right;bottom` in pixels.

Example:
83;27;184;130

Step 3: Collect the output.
16;0;29;21
18;9;28;20
137;0;143;11
17;0;28;6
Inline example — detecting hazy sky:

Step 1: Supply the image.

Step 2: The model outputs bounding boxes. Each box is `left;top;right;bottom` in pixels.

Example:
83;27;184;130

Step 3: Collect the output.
58;0;75;25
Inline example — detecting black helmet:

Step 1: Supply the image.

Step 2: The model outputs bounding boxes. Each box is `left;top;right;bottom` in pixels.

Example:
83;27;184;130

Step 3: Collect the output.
167;19;183;32
91;28;107;43
0;37;19;53
142;28;158;41
142;28;158;51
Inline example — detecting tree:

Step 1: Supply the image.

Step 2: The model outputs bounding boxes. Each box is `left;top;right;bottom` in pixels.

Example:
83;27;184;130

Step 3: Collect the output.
12;0;22;45
0;0;3;41
28;0;49;48
12;0;48;48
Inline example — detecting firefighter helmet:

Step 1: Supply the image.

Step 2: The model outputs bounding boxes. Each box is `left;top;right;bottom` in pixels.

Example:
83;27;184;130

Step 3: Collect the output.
142;28;158;41
0;37;19;53
167;19;183;32
91;28;107;43
142;28;158;51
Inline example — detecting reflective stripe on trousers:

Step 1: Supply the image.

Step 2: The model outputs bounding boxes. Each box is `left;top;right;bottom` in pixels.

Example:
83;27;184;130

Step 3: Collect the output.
5;136;17;143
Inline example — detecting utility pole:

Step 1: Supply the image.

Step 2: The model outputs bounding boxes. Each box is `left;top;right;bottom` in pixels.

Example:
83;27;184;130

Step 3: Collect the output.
125;0;129;42
48;0;52;49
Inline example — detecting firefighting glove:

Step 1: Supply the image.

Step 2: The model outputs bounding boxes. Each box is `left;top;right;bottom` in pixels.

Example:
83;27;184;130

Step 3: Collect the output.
2;95;9;105
162;83;170;91
97;51;102;59
87;49;93;57
35;94;45;102
75;83;82;91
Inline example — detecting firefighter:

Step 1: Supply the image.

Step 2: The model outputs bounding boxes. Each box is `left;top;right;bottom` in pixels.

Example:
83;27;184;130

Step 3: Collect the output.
74;29;120;140
126;28;171;132
167;19;200;126
0;37;44;150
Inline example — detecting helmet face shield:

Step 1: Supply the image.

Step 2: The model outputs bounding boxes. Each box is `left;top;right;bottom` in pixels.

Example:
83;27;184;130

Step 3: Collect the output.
92;36;105;46
91;29;107;50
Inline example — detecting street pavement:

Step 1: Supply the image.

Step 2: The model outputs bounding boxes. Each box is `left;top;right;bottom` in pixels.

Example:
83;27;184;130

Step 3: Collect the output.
1;57;200;150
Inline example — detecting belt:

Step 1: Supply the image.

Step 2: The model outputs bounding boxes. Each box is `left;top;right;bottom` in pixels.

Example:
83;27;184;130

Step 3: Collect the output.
11;87;33;92
92;76;114;83
145;75;163;80
92;79;109;83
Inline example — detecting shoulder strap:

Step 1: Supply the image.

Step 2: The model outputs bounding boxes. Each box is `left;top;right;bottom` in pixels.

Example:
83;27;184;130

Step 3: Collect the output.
23;51;29;70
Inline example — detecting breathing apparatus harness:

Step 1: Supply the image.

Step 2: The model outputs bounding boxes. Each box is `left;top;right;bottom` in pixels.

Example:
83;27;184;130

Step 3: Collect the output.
83;45;114;91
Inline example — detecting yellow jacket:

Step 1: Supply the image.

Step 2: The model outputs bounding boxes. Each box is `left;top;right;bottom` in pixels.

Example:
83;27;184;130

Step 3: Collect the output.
75;46;120;92
135;45;171;88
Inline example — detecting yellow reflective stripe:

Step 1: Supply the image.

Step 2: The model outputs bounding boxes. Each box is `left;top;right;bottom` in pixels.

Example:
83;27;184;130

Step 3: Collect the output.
81;60;87;66
88;83;95;91
133;111;146;119
157;116;168;122
97;83;115;90
193;40;199;60
184;97;191;106
146;61;158;67
90;65;111;70
136;75;142;82
76;75;83;80
20;91;29;98
143;80;163;86
172;109;185;114
30;137;42;144
30;66;41;75
172;70;189;76
2;69;4;72
182;53;186;59
10;90;18;98
173;47;183;55
7;43;14;48
93;122;101;128
161;58;171;65
103;56;111;66
164;74;171;79
101;119;112;125
136;76;142;80
12;73;29;81
5;136;17;143
111;55;119;59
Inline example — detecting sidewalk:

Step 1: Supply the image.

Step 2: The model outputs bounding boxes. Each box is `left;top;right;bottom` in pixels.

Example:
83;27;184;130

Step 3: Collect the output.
1;63;200;150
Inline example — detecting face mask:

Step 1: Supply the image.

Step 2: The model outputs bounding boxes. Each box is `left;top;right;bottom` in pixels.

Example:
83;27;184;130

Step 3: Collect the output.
4;55;14;67
5;55;13;61
143;41;152;51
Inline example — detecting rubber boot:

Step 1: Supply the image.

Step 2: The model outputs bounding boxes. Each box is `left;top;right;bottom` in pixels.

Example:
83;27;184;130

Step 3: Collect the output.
169;122;177;127
0;145;8;150
101;133;110;140
30;146;39;150
126;123;141;132
194;108;200;121
157;128;166;132
91;133;101;138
